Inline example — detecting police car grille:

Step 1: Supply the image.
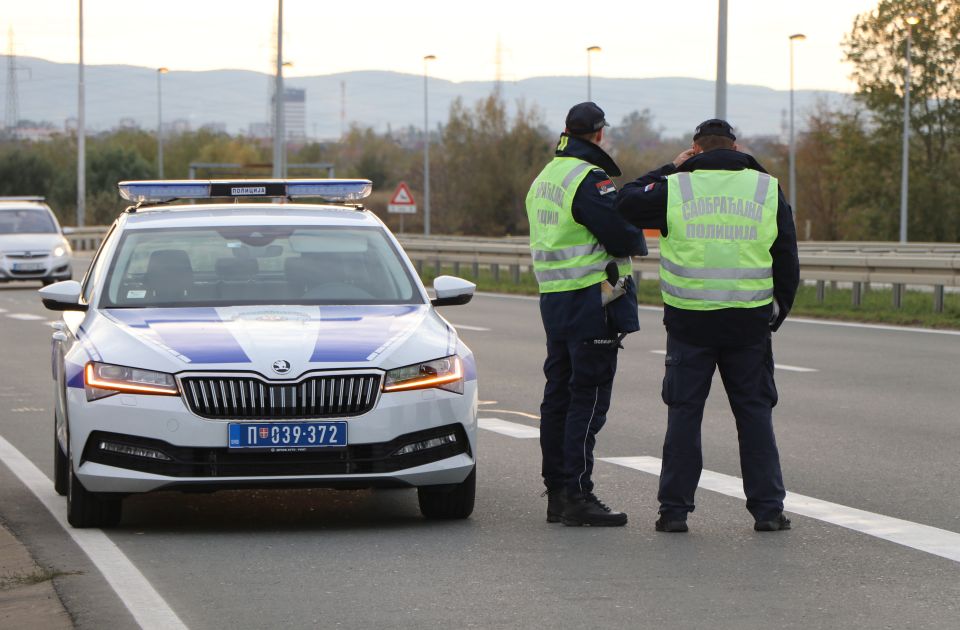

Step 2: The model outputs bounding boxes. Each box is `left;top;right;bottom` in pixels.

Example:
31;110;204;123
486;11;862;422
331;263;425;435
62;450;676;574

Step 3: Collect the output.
180;374;381;419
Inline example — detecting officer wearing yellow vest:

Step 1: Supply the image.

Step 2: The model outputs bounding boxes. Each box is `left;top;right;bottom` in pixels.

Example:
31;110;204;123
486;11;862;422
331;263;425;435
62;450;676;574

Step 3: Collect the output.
615;119;800;533
525;102;648;527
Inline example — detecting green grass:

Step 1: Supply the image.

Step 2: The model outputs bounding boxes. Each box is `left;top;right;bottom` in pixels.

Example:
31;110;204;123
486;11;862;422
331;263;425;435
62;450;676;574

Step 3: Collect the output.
418;264;960;330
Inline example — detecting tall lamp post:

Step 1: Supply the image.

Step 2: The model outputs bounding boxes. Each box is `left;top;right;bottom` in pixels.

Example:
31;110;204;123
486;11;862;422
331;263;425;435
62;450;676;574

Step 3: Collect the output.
156;67;168;178
423;54;436;236
272;0;285;179
77;0;85;227
788;34;805;217
900;13;920;243
715;0;728;119
586;45;601;101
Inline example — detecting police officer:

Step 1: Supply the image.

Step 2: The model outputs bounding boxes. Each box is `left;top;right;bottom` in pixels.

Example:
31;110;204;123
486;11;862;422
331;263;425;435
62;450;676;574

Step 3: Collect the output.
614;119;800;533
525;102;647;527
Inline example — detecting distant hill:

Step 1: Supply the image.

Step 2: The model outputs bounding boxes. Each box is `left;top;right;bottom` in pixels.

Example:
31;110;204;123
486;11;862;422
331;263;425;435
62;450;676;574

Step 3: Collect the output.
7;56;849;139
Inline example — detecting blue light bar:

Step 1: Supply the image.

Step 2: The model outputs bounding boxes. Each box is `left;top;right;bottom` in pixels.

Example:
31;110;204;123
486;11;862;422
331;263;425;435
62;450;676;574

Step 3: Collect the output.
117;179;373;203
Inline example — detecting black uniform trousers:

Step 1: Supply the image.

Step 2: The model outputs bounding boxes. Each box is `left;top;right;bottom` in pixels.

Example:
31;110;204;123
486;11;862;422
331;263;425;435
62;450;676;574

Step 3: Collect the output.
657;332;785;522
540;336;619;495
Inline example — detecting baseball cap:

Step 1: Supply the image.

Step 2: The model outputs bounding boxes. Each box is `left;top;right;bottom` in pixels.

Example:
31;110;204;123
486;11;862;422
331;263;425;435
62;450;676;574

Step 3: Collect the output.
693;118;736;141
565;102;609;135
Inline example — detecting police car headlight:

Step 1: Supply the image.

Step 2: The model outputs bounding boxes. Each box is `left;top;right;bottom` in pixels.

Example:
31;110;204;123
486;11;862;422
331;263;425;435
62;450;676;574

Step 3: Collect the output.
382;356;463;394
84;362;179;401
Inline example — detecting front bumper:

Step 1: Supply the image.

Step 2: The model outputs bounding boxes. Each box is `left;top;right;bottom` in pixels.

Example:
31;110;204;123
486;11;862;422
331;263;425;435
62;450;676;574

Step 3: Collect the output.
0;255;71;281
67;380;479;493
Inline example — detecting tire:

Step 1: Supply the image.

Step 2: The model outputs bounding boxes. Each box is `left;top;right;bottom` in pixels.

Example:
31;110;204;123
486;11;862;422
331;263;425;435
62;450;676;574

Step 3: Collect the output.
417;467;476;520
54;429;68;496
66;451;122;528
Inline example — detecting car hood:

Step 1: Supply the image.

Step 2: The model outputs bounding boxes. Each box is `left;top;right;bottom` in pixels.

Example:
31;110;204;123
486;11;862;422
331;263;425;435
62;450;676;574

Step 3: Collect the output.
0;233;65;253
85;304;458;377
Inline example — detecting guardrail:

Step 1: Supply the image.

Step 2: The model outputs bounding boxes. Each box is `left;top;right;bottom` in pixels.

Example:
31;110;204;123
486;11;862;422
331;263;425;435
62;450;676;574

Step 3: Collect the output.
64;228;959;312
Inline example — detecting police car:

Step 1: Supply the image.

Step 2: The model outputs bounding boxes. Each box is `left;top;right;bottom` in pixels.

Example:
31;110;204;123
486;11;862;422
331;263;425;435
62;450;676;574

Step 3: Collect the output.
0;196;72;285
39;179;478;528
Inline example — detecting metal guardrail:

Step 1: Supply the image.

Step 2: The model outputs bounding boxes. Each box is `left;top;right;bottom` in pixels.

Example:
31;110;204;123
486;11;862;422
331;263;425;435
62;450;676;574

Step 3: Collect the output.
65;228;959;312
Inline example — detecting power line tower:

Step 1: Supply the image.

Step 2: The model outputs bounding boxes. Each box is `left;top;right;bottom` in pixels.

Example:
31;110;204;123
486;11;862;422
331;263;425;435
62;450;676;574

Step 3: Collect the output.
5;27;20;138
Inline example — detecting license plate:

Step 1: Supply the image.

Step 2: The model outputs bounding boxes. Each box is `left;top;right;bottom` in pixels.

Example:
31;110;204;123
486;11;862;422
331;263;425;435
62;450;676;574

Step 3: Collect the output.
228;421;347;450
12;262;44;272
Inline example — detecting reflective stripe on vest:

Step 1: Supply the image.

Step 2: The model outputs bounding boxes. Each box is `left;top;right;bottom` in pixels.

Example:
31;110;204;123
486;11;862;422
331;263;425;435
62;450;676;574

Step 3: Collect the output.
660;169;778;311
526;156;632;293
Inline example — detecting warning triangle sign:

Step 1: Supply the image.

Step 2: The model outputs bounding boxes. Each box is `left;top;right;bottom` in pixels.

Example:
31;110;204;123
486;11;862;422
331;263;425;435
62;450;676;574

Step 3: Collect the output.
390;182;416;205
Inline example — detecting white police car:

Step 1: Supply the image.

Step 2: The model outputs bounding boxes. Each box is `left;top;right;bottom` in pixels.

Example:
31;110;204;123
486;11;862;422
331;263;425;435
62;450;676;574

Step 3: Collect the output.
40;179;478;527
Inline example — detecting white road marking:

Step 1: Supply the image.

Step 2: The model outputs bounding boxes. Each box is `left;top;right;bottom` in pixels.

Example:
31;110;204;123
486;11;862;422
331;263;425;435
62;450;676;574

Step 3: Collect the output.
449;323;491;332
478;417;540;439
477;400;498;406
486;409;541;420
478;417;960;565
602;456;960;564
0;308;7;313
6;313;45;321
647;349;817;372
0;435;189;630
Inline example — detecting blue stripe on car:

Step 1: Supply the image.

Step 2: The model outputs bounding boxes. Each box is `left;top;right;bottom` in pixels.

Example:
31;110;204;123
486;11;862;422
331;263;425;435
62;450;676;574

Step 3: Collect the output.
106;308;251;364
66;362;85;389
310;305;421;362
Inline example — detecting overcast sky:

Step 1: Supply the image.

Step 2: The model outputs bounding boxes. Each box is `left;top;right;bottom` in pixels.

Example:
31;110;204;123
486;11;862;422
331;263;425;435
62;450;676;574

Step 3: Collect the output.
4;0;882;92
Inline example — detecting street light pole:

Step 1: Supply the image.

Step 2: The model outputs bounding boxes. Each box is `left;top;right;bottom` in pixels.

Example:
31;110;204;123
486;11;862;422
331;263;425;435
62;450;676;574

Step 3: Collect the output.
76;0;85;227
423;54;436;236
900;14;919;244
586;46;601;101
156;67;168;178
715;0;727;119
272;0;285;179
788;34;806;217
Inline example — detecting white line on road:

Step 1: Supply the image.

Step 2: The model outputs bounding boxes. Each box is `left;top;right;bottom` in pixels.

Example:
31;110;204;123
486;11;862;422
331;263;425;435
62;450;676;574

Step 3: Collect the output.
602;456;960;564
449;323;491;331
0;308;6;313
478;417;540;439
647;349;817;372
486;409;541;420
479;417;960;565
0;435;189;630
6;313;45;321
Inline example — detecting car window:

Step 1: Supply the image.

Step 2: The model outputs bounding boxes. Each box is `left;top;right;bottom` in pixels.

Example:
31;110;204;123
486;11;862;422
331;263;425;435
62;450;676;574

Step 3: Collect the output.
101;225;423;308
0;208;58;234
82;222;118;304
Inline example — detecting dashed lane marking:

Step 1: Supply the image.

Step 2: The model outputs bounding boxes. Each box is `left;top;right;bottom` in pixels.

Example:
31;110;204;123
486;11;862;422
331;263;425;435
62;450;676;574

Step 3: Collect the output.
648;349;817;372
486;409;540;420
477;417;540;439
6;313;46;321
479;417;960;565
449;323;491;332
602;456;960;564
0;435;189;630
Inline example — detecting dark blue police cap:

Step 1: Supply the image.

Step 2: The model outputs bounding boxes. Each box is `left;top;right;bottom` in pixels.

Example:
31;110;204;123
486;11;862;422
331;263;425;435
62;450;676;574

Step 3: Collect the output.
693;118;736;141
565;102;609;135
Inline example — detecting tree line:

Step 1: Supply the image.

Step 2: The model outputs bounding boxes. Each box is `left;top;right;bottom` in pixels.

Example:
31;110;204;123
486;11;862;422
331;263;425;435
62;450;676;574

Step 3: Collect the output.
0;0;956;242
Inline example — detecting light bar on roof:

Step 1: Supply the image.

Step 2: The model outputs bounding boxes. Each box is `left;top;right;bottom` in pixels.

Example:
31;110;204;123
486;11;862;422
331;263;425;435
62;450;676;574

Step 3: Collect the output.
117;179;373;203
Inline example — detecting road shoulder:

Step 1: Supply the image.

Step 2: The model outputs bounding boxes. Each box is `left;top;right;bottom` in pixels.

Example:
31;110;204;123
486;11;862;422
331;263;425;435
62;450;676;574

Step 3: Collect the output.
0;520;73;629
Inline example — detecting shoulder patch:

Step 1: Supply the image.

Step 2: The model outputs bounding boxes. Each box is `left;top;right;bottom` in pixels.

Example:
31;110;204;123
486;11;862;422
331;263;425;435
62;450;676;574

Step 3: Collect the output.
596;179;616;196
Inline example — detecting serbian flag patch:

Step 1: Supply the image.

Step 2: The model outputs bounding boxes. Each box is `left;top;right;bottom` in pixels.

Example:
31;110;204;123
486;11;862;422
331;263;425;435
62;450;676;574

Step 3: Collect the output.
596;179;616;195
643;183;656;192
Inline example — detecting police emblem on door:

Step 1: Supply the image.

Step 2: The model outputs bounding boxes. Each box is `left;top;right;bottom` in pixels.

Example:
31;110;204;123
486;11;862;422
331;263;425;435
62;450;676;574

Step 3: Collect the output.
272;360;291;375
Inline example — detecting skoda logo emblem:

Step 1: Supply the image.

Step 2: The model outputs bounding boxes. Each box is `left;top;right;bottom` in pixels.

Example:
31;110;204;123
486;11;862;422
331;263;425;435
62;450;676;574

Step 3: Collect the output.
272;360;291;375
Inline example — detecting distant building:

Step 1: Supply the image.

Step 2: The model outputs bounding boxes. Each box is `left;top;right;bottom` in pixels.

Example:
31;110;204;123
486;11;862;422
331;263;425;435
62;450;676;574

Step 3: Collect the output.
272;87;306;141
200;122;227;134
248;122;271;139
168;119;191;135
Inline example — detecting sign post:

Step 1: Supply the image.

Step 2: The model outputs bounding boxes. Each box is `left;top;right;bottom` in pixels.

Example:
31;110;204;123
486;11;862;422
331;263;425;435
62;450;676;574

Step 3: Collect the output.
388;181;417;234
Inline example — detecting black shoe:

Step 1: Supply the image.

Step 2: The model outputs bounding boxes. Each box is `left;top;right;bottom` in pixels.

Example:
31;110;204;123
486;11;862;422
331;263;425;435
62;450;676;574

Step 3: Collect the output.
543;488;566;523
561;492;628;527
754;513;792;532
655;515;689;533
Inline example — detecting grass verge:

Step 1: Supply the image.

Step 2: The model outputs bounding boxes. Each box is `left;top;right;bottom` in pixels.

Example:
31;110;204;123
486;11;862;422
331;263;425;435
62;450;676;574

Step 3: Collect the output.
418;266;960;330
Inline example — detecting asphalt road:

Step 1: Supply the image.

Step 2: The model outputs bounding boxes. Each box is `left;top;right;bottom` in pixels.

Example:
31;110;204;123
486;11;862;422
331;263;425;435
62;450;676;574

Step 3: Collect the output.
1;261;958;629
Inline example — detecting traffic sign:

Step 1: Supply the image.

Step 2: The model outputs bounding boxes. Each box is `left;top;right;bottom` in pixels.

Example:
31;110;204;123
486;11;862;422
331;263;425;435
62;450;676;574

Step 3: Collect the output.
388;182;417;214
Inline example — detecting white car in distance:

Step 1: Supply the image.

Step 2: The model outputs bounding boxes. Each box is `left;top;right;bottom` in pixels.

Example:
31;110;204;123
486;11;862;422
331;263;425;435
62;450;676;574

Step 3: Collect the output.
0;196;73;285
40;179;478;528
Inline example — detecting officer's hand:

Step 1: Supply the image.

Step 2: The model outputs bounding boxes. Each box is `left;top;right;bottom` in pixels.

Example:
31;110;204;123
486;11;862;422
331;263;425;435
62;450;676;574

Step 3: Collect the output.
672;148;697;168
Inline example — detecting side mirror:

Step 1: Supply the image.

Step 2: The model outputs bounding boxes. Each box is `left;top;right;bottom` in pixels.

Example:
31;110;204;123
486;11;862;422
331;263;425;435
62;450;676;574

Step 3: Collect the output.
431;275;475;307
39;280;87;312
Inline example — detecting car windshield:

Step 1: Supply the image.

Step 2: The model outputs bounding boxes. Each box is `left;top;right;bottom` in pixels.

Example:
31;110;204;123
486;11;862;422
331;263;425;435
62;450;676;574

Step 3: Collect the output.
101;225;423;308
0;208;58;234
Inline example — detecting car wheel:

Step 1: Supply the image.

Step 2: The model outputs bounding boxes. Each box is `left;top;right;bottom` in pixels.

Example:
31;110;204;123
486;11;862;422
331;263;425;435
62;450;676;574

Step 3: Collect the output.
417;467;476;520
54;424;68;496
66;449;122;528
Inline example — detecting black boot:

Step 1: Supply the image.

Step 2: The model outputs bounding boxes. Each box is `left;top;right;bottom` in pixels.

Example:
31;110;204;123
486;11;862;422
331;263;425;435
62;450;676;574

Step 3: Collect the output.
754;513;791;532
543;488;566;523
561;491;628;527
